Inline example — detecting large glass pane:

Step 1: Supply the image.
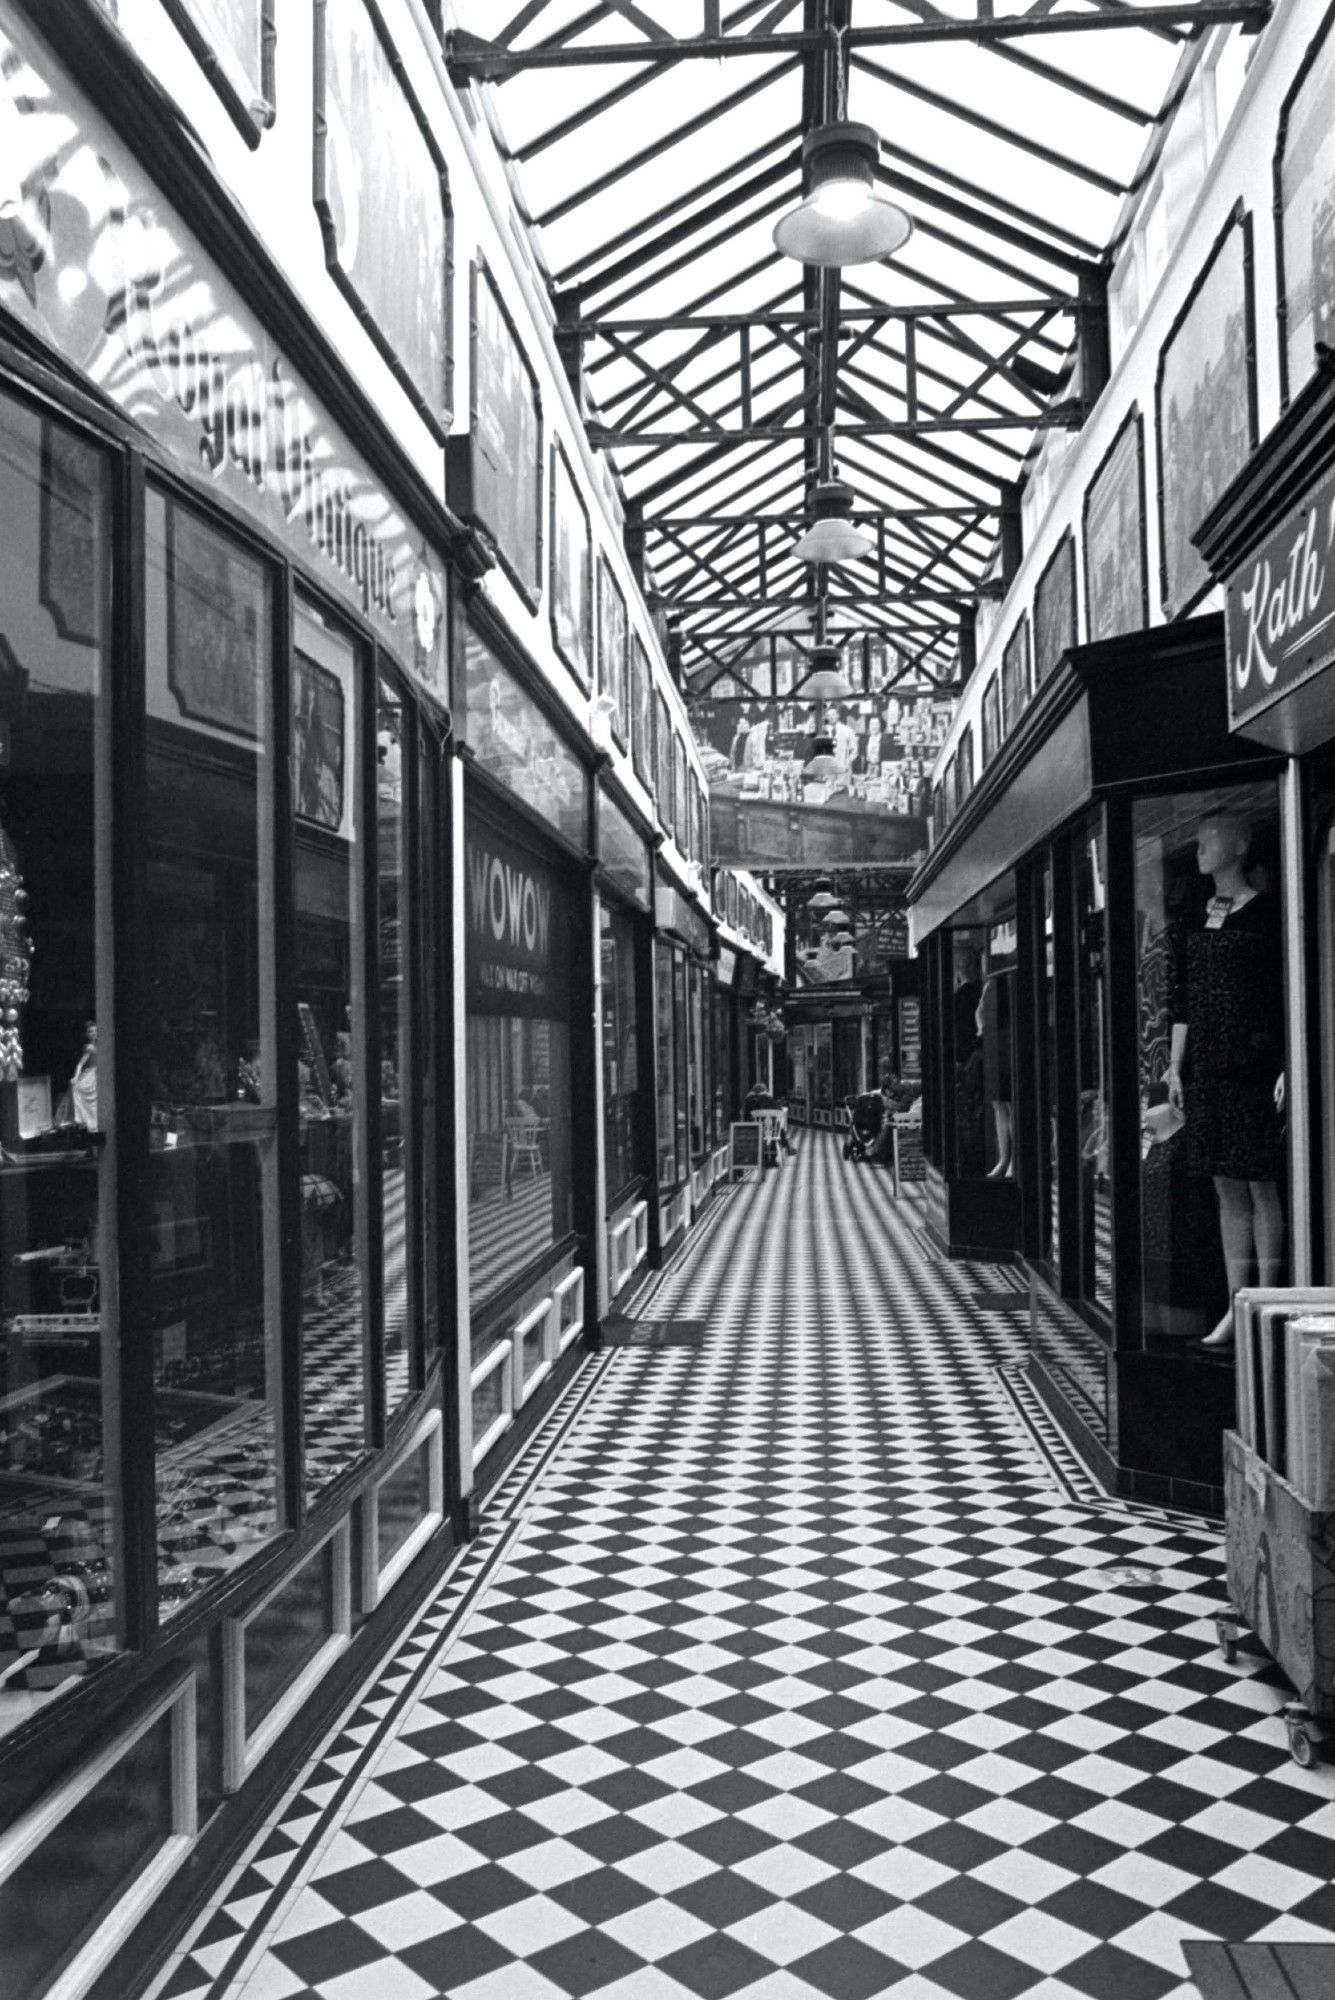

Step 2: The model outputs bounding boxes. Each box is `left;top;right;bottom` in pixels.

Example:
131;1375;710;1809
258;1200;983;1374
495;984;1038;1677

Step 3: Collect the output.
0;400;118;1733
673;953;689;1177
377;676;412;1416
464;817;573;1323
951;928;988;1177
417;724;441;1357
713;987;732;1137
293;602;365;1499
688;962;706;1162
1135;781;1285;1347
1075;811;1112;1318
146;491;279;1614
655;943;676;1186
600;904;638;1201
1035;856;1059;1270
465;1014;571;1324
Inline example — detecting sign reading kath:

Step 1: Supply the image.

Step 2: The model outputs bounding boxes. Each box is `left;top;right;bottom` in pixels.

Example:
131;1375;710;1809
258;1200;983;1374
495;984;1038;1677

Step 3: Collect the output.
465;826;567;1012
1226;465;1335;728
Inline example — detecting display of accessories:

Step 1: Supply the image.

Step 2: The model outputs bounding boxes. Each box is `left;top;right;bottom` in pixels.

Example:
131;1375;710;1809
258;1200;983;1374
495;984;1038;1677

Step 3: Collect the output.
0;822;30;1084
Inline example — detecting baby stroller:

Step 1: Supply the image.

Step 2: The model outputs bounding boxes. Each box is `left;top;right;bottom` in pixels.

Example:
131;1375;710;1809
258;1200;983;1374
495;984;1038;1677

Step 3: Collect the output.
843;1090;885;1163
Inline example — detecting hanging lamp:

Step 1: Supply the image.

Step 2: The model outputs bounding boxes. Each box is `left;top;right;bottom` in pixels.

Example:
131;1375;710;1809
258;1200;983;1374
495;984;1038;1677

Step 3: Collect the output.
800;642;854;701
773;121;912;268
792;483;874;567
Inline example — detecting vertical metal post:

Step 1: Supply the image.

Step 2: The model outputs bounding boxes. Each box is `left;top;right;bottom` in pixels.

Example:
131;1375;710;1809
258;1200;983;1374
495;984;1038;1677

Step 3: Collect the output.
1283;756;1313;1283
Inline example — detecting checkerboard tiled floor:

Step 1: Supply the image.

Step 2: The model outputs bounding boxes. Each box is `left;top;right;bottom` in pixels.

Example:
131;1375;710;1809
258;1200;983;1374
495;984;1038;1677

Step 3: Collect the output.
145;1135;1335;2000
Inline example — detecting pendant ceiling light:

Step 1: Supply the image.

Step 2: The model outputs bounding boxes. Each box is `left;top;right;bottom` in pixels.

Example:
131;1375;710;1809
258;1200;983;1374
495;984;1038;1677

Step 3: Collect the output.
807;878;838;913
824;906;850;930
801;642;854;701
792;482;874;566
805;736;842;783
831;930;855;948
773;121;913;269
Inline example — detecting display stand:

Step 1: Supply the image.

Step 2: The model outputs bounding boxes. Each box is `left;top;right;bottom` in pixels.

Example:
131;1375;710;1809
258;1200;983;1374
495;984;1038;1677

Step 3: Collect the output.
1219;1431;1335;1767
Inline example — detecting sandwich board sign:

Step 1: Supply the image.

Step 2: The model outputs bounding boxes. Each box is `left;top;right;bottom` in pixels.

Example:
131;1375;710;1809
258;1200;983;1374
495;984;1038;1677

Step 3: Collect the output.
729;1121;763;1183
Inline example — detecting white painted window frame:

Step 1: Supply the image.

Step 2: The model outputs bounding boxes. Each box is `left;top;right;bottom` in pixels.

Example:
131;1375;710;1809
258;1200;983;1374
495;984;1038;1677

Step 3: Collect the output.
361;1407;445;1612
470;1338;513;1467
0;1671;197;2000
223;1518;352;1794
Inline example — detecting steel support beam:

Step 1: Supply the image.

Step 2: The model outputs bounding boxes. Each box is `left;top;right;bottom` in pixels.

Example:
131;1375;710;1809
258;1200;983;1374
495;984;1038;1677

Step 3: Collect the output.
448;6;1268;80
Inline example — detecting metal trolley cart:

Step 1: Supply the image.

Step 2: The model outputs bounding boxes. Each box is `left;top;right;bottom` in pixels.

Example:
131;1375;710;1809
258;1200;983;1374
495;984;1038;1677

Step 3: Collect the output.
1215;1291;1335;1768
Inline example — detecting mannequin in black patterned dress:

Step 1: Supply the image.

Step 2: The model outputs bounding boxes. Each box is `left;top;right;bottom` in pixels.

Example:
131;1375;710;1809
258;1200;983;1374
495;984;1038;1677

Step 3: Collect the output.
1166;813;1285;1348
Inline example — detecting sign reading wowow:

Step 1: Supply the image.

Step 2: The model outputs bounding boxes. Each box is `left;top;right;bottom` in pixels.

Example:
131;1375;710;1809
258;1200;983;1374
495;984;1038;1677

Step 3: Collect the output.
465;825;567;1011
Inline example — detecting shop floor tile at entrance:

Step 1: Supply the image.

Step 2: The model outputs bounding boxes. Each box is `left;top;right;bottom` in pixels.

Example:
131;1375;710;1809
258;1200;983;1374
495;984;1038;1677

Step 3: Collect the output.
143;1135;1335;2000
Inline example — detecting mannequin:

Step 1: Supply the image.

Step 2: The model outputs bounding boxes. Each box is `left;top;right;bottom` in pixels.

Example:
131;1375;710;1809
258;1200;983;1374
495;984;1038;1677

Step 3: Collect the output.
975;972;1014;1178
1166;813;1285;1348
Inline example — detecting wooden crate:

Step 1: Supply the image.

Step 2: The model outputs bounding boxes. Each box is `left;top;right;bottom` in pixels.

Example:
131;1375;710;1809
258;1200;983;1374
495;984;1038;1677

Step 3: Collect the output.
1223;1430;1335;1726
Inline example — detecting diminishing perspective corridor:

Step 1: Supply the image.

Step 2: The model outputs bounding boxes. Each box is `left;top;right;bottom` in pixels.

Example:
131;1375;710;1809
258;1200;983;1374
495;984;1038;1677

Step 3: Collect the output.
153;1138;1335;2000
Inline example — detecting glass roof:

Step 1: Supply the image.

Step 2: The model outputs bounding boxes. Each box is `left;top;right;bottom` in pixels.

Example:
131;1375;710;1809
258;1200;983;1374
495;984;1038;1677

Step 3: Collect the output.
444;0;1251;702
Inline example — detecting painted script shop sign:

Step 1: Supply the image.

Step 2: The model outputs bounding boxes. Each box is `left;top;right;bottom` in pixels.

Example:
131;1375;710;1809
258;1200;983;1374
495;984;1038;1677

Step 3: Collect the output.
465;823;567;1013
1225;459;1335;728
0;14;447;698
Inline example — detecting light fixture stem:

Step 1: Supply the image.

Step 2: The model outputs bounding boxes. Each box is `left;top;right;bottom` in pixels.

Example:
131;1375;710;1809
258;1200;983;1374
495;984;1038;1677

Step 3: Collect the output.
832;23;848;122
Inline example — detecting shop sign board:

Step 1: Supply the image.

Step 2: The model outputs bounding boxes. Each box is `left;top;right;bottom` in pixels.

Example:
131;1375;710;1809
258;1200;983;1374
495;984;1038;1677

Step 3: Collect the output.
465;819;567;1013
1225;461;1335;730
0;15;448;701
898;996;921;1081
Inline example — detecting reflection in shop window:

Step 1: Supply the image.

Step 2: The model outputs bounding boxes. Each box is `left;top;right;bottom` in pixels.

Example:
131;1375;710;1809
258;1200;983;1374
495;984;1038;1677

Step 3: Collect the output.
1135;781;1285;1347
1076;811;1112;1319
601;905;638;1202
292;602;367;1499
655;944;676;1185
146;489;281;1615
378;677;412;1417
464;821;572;1334
0;400;118;1733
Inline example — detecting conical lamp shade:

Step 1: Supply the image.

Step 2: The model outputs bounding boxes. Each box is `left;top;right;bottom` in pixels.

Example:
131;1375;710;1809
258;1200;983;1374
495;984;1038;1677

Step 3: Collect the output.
773;123;913;268
792;517;875;564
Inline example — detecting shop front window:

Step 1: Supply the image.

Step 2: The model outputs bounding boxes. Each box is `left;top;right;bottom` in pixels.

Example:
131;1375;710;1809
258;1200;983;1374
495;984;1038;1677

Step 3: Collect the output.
292;603;367;1499
601;903;638;1202
464;817;573;1325
674;954;689;1174
1075;809;1111;1318
713;986;731;1138
688;962;706;1161
1035;855;1059;1269
1134;781;1285;1345
951;928;987;1176
0;398;118;1728
377;675;413;1417
655;942;677;1185
146;490;281;1613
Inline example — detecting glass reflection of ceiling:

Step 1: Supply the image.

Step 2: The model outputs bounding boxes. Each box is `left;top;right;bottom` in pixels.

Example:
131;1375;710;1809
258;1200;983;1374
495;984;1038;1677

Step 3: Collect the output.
444;0;1254;701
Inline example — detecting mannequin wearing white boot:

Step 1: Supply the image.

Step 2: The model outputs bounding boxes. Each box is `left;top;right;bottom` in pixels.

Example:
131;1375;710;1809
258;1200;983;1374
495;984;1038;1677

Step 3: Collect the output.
1165;813;1286;1350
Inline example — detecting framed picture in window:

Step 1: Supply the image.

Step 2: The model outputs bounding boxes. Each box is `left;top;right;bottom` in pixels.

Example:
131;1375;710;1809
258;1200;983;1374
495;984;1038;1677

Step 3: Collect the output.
1155;205;1255;622
655;692;672;820
163;0;276;145
549;441;591;689
957;726;974;806
166;502;265;740
1083;409;1147;644
1033;533;1076;687
981;676;1001;765
597;559;628;749
453;263;543;605
631;634;652;787
1000;619;1030;737
39;421;99;647
293;653;345;830
313;0;451;433
1276;13;1335;404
